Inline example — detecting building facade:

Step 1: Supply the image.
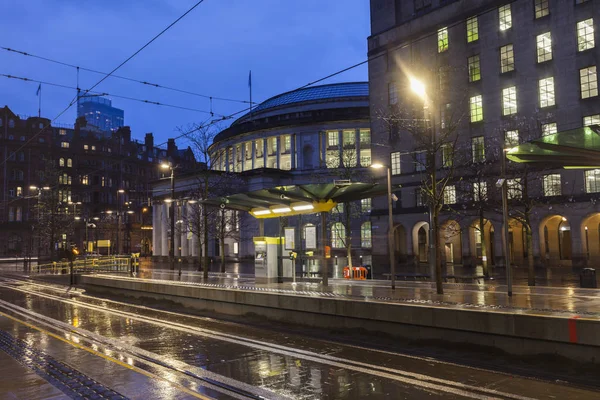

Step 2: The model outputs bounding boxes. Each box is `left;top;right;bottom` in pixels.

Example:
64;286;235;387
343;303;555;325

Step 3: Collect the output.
152;83;376;274
77;96;124;132
0;106;196;258
368;0;600;269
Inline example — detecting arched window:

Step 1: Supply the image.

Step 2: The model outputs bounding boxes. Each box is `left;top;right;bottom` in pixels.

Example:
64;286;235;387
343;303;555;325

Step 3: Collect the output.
67;158;72;167
331;222;345;248
11;169;23;181
8;119;14;128
361;222;372;248
59;158;65;167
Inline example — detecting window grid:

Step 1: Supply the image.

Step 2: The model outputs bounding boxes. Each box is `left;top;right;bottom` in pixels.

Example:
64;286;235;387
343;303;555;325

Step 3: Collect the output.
543;174;561;196
580;66;598;99
438;27;449;53
577;19;595;52
361;198;371;213
542;122;557;136
391;152;401;175
443;185;456;204
471;136;485;163
535;0;549;19
415;151;426;172
331;222;345;248
500;44;514;73
536;32;552;63
585;169;600;193
584;115;600;126
466;16;478;43
388;82;398;105
470;95;483;122
361;222;372;248
473;181;487;202
539;77;556;107
442;143;453;167
502;86;518;116
499;5;512;31
505;130;519;148
468;55;481;82
507;179;522;200
327;131;339;147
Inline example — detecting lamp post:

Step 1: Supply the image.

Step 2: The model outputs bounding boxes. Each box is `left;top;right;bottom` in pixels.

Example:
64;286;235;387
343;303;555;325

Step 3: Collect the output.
29;185;50;263
371;163;396;289
116;189;125;255
161;163;178;271
410;77;443;294
499;149;513;296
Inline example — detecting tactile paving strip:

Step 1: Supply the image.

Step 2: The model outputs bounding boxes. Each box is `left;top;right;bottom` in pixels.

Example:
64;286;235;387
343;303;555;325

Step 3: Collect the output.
0;329;128;400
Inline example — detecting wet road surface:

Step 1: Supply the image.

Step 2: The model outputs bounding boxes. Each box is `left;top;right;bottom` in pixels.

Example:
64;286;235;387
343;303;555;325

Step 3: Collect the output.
0;276;599;399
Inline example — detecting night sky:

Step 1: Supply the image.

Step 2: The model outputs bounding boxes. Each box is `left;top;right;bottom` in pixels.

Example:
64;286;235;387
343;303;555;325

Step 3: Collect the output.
0;0;370;148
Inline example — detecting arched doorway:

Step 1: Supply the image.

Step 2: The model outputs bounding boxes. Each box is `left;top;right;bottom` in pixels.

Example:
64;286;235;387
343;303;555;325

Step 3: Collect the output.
581;213;600;264
440;220;462;265
540;215;572;266
412;222;429;263
393;224;408;263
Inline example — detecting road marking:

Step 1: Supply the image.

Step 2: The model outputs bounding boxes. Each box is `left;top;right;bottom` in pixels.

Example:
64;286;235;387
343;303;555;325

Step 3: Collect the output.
0;309;213;400
0;281;537;400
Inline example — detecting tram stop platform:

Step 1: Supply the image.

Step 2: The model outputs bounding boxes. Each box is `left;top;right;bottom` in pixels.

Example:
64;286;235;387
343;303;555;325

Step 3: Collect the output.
70;269;600;364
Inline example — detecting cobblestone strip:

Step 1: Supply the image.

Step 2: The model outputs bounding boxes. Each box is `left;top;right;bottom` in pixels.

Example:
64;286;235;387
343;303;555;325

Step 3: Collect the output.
0;329;128;400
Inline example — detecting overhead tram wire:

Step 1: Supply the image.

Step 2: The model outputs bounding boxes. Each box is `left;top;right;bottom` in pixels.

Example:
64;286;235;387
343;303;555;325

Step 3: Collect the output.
0;46;249;105
0;73;222;116
0;0;208;168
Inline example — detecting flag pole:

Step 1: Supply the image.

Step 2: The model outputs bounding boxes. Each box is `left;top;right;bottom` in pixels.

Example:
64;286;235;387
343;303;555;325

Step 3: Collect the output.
38;84;41;118
249;70;253;122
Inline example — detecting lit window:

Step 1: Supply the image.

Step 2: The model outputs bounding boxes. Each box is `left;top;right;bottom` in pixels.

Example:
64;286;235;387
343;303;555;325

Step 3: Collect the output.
283;135;291;152
507;178;522;199
471;136;485;163
585;169;600;193
84;145;89;150
500;44;514;73
468;55;481;82
584;115;600;126
67;158;72;168
327;131;339;147
343;130;355;147
16;187;22;197
438;27;448;53
443;185;456;204
539;77;555;107
502;87;518;115
361;198;371;213
333;203;344;214
82;175;89;185
441;143;453;167
470;95;483;122
499;5;512;31
535;0;549;19
473;181;487;202
388;82;398;105
415;151;426;172
361;222;372;248
59;129;66;135
577;19;595;52
580;66;598;99
91;145;96;151
542;122;557;136
543;174;561;196
466;16;478;43
505;130;519;148
331;222;345;248
359;129;370;145
59;158;65;167
61;141;69;148
536;32;552;63
391;152;401;175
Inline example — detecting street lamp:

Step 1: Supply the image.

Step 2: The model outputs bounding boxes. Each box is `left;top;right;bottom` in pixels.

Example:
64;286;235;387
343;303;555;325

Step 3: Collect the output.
161;163;178;271
371;163;396;290
116;189;126;255
498;148;513;296
410;77;443;294
29;185;50;263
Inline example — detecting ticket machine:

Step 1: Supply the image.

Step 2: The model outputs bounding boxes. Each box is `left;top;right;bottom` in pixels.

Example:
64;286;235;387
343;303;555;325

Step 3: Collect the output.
253;236;293;283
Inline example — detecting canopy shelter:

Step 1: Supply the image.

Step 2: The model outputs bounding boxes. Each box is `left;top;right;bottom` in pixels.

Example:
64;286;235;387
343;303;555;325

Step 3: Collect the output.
202;181;389;219
506;125;600;168
202;181;388;286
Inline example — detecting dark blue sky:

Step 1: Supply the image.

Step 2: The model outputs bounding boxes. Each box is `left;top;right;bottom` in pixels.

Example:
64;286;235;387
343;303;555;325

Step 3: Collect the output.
0;0;370;148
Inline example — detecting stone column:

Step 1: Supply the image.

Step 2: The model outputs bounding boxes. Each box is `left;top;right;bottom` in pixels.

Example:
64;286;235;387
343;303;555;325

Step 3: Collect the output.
152;202;161;256
174;202;181;257
181;203;189;257
241;142;246;172
161;203;169;257
276;136;281;169
251;140;256;170
355;128;360;166
570;215;587;267
291;134;297;169
461;226;474;267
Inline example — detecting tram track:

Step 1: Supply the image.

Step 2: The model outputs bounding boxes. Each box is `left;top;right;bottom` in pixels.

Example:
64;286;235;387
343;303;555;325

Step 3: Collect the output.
0;277;552;400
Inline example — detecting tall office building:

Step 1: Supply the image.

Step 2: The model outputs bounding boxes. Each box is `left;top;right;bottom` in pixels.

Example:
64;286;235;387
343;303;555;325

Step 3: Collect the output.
77;96;124;132
368;0;600;269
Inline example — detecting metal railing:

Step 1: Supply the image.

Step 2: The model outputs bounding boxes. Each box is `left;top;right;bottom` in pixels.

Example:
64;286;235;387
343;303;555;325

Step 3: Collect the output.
33;256;131;275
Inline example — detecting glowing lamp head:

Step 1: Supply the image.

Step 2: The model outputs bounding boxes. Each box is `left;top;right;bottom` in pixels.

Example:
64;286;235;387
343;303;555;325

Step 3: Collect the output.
160;163;170;170
410;78;426;99
370;163;385;169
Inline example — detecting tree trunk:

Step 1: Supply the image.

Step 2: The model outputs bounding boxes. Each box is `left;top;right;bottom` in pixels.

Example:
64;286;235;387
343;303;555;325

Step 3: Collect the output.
203;206;209;279
479;211;488;278
344;205;352;271
434;208;443;294
220;208;226;273
526;224;535;286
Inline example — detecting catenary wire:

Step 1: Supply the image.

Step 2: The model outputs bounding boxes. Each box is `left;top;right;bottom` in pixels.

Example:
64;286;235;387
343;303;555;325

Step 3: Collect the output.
0;0;208;168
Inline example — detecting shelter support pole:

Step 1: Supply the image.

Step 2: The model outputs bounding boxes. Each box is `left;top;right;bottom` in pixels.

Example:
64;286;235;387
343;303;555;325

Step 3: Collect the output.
321;211;328;286
278;217;283;283
259;219;264;236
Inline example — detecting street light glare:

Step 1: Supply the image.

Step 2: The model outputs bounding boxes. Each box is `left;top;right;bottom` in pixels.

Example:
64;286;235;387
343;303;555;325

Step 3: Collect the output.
160;163;170;169
410;77;426;99
29;185;37;190
370;163;385;169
